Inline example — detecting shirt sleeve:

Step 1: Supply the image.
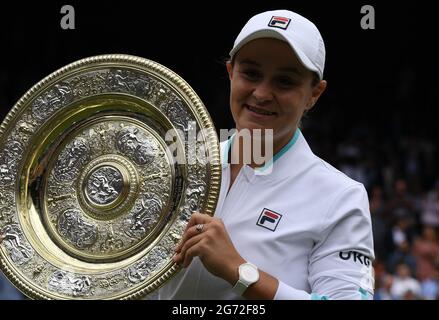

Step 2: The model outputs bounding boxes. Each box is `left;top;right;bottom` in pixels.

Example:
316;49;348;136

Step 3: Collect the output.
274;183;375;300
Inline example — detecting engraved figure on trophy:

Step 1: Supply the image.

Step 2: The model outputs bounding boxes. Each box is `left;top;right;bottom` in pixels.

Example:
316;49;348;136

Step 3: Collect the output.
107;69;152;97
107;70;133;92
127;246;169;284
70;74;98;97
17;117;37;136
100;231;124;253
132;75;152;97
127;259;149;284
0;140;24;186
31;82;73;120
86;166;123;205
48;270;92;297
0;192;14;221
116;127;157;165
123;193;162;239
53;137;91;182
128;246;169;283
57;209;98;249
163;99;191;135
90;122;117;154
180;173;206;219
3;140;24;163
0;161;16;186
48;83;73;107
0;224;33;265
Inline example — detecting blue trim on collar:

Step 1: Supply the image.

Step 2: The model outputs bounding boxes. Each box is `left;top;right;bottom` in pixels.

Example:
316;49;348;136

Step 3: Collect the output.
222;128;301;169
255;128;300;173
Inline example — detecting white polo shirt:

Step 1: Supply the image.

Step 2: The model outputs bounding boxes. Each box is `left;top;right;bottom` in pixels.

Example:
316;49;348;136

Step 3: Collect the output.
158;129;375;300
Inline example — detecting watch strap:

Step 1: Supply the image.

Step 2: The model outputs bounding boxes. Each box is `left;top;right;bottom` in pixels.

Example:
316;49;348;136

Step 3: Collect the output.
232;279;248;296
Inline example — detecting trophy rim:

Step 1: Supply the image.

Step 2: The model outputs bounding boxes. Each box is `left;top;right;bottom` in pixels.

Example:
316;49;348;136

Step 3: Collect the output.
0;54;221;300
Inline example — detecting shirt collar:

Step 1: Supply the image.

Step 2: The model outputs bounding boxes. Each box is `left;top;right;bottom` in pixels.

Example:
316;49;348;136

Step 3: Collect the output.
221;128;301;173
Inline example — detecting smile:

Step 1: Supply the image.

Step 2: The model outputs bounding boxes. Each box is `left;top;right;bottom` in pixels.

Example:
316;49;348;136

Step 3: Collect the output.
245;105;277;116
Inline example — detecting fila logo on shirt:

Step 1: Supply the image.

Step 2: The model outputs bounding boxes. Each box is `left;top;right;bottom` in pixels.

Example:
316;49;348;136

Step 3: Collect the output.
268;16;291;30
257;208;282;231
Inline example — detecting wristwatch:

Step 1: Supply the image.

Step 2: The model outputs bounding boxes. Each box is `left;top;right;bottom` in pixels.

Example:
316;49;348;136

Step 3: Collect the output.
232;262;260;296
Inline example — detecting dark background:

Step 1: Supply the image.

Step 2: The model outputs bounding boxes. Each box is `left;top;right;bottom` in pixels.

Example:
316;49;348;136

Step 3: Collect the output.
1;0;439;300
0;0;432;138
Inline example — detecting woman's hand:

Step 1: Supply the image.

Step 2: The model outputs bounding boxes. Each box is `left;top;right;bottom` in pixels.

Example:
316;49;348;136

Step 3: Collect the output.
173;213;245;285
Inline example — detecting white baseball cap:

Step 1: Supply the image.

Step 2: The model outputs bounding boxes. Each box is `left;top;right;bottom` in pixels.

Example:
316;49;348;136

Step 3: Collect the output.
229;9;326;80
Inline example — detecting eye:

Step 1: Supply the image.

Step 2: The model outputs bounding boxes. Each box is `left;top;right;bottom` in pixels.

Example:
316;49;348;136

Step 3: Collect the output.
240;69;262;81
276;76;297;88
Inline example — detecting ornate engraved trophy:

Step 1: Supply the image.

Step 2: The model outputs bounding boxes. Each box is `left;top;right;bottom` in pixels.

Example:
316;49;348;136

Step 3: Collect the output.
0;54;221;299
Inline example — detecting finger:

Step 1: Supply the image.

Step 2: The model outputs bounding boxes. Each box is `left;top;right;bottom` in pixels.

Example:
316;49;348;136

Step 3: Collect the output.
176;221;210;252
184;212;212;233
179;232;204;261
174;232;204;264
182;243;203;268
176;213;212;252
175;224;205;253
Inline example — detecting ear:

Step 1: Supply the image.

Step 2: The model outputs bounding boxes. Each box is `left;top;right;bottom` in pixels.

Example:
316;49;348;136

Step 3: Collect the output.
226;61;233;80
306;80;327;111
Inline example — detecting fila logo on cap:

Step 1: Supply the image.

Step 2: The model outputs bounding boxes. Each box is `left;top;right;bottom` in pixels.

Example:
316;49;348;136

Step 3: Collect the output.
268;16;291;30
257;208;282;231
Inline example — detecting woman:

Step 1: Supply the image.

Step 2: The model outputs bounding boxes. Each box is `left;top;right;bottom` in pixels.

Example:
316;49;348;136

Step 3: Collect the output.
162;9;375;300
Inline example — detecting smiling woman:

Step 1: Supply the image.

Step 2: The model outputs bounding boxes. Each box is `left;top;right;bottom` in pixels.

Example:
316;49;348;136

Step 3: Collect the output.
227;38;326;158
159;9;375;300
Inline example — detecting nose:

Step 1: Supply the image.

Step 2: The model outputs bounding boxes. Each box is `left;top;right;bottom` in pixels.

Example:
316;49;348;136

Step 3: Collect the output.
252;81;273;104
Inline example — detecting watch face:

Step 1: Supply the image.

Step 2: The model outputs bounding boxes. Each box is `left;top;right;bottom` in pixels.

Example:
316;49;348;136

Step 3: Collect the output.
241;264;259;282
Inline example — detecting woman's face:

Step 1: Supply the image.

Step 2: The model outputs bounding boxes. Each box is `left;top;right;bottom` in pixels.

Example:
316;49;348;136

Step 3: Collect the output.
227;38;326;150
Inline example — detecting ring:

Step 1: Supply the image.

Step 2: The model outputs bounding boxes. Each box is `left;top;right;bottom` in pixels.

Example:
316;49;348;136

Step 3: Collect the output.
196;223;204;233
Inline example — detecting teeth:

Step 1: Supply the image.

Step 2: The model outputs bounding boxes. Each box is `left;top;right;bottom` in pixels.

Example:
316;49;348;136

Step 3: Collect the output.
247;106;275;115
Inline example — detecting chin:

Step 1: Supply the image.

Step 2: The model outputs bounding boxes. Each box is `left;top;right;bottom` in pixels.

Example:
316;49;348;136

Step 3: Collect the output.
237;119;267;130
236;124;274;140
